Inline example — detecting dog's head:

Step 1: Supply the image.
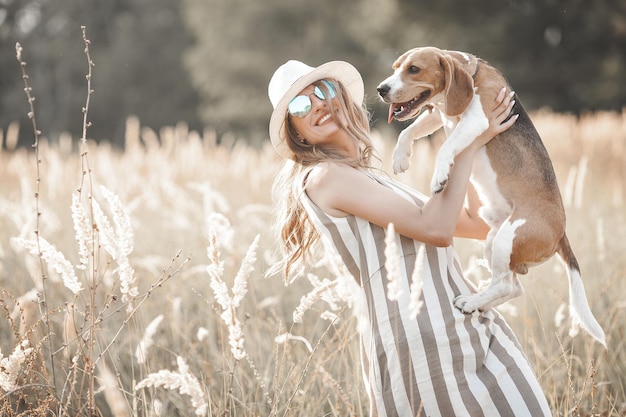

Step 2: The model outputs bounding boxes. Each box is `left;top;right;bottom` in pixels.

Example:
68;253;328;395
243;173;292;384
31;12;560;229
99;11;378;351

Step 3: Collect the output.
377;47;476;122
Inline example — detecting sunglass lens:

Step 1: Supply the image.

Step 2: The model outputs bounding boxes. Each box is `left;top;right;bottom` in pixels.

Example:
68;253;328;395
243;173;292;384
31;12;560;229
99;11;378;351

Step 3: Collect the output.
322;80;337;98
288;95;312;118
288;81;337;118
313;86;325;101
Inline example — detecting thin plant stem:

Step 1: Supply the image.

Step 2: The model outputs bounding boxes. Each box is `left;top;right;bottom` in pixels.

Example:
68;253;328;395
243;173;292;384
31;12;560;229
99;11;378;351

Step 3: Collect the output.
95;251;189;365
77;26;98;416
15;41;57;393
279;306;346;417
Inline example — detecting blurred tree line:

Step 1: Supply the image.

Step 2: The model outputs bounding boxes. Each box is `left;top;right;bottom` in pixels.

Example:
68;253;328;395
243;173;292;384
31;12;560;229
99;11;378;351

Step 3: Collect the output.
1;0;624;148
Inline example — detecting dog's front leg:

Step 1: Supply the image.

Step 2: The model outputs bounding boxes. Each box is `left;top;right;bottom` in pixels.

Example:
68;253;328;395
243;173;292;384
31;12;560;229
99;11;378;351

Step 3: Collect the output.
392;109;443;174
431;95;489;194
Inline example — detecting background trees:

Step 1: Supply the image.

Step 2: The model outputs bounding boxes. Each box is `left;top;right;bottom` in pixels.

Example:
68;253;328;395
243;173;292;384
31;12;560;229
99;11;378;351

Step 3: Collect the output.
0;0;201;147
1;0;624;147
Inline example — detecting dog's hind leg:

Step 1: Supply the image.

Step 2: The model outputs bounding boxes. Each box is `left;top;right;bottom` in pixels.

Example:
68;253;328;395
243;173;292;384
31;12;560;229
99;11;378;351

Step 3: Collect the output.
454;218;525;313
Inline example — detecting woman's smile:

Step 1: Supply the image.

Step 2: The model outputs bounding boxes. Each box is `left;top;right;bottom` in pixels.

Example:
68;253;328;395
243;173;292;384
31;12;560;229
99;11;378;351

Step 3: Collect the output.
316;113;332;126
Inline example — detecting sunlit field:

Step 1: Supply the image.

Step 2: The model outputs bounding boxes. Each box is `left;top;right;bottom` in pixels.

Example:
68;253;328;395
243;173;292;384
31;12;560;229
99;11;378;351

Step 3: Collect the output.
1;99;625;417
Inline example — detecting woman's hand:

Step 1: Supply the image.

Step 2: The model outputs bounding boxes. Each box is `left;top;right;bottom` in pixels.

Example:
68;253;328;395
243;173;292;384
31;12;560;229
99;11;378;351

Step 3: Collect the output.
473;87;518;148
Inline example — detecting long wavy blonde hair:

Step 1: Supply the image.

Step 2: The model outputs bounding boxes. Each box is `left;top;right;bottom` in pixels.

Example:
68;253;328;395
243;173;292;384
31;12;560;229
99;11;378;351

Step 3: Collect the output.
270;79;379;282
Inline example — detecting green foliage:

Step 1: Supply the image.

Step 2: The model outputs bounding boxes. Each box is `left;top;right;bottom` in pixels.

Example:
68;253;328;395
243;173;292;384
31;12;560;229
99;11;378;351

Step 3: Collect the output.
0;0;201;147
1;0;625;147
181;0;385;143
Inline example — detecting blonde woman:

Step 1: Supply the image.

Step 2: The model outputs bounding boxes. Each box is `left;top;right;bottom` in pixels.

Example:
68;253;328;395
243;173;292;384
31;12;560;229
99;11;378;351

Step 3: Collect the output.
268;60;551;417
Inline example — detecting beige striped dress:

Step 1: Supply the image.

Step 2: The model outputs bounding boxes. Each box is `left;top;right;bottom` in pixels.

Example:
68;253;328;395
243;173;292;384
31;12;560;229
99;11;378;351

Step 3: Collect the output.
300;170;552;417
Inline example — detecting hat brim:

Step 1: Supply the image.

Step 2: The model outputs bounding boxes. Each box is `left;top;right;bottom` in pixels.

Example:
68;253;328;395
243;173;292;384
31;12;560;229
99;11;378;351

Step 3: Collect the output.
269;61;364;159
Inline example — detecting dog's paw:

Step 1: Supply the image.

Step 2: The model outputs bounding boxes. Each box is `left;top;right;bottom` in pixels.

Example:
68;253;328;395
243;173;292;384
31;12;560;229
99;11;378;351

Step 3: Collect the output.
430;170;450;194
454;295;484;314
430;156;455;193
392;149;412;174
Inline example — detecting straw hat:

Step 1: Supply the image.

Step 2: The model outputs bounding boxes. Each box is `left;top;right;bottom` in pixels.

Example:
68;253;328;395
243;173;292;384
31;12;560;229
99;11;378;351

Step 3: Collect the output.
268;60;364;159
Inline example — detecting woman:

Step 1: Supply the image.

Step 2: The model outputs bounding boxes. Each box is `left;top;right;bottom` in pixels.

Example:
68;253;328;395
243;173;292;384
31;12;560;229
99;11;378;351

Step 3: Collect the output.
267;59;551;417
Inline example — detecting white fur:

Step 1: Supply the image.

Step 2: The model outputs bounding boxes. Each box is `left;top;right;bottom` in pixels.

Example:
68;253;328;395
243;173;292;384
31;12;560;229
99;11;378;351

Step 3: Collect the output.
429;93;489;193
456;51;472;64
471;148;512;264
379;71;409;95
471;148;511;227
563;258;607;346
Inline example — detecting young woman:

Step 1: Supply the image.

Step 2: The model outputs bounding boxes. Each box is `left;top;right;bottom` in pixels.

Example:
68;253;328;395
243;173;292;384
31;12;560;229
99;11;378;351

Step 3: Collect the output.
267;59;551;417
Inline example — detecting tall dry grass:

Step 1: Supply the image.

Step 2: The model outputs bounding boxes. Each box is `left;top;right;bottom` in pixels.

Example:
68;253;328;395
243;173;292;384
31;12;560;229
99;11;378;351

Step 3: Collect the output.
1;34;625;416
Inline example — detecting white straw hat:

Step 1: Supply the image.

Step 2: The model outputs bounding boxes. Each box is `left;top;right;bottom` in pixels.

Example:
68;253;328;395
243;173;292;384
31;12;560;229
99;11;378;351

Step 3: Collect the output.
268;60;364;159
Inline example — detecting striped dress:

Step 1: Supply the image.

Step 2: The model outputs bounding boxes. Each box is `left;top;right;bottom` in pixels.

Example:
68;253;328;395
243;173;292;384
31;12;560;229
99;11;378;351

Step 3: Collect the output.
300;170;551;417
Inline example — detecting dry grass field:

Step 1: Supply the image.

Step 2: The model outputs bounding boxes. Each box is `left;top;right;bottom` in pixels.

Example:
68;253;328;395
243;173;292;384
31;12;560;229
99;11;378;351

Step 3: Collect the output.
0;106;624;416
1;40;625;416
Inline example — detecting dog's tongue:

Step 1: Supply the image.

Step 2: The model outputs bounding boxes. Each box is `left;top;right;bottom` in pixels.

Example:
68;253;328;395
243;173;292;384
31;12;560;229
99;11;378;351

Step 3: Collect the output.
387;104;396;124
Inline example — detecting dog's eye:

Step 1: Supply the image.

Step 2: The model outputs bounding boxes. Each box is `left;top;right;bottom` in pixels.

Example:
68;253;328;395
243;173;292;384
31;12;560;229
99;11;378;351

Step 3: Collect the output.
408;66;420;74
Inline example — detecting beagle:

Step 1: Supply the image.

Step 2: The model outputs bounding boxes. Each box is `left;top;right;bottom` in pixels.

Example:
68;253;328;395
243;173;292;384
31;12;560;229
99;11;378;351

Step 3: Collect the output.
377;46;606;346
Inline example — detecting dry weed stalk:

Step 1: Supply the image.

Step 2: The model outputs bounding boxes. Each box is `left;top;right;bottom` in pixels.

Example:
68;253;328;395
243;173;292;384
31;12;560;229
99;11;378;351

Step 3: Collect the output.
6;27;189;417
0;340;33;392
135;356;208;416
135;314;164;364
292;276;337;323
408;244;425;319
2;24;624;417
275;329;357;417
383;223;425;319
384;223;402;301
15;41;56;393
76;27;98;414
271;307;346;417
96;363;128;417
130;220;265;415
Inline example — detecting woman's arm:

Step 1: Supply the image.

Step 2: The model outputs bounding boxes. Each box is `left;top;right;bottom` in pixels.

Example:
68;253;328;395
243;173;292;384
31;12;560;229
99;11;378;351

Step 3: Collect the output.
454;180;489;240
305;153;477;246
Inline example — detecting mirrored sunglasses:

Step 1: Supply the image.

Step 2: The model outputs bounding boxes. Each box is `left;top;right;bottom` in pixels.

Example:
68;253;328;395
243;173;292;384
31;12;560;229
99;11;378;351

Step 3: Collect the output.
288;80;337;118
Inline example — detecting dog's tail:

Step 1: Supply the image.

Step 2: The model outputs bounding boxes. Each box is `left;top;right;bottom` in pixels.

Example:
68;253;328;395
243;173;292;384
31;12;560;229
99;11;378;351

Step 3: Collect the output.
558;234;607;347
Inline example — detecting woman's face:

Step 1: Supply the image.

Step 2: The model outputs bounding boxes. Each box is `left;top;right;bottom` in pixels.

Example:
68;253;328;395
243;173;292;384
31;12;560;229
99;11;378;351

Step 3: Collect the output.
288;82;348;148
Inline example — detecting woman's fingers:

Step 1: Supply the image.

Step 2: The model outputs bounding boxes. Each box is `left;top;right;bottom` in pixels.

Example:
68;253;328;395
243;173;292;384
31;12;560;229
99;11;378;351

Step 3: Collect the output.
496;97;515;122
489;87;517;129
492;87;507;111
475;87;520;144
493;107;518;133
497;113;519;133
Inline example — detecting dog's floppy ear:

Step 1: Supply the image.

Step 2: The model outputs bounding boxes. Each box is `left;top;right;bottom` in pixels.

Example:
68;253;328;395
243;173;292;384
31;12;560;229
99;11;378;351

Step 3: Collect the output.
440;54;474;116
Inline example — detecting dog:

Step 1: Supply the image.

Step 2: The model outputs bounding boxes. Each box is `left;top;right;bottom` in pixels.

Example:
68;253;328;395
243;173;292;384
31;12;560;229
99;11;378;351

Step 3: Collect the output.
377;46;606;346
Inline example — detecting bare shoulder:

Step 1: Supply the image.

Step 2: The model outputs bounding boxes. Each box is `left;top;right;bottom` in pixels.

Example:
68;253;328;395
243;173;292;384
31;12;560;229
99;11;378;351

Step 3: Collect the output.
305;162;366;217
306;161;354;188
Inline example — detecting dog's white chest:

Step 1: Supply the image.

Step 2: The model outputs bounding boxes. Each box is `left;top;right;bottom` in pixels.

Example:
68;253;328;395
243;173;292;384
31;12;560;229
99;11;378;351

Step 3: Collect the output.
440;115;458;136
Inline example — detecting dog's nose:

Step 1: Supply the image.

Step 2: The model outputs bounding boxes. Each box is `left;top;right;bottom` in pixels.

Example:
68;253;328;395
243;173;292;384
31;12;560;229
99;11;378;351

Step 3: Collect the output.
377;84;390;98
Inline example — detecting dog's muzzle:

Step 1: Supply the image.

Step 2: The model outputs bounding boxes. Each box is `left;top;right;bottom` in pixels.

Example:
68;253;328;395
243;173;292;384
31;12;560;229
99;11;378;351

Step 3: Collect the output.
376;83;391;100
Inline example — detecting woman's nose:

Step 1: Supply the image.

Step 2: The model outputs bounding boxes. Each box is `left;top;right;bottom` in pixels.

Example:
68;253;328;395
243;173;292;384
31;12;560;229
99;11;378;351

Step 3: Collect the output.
309;94;326;111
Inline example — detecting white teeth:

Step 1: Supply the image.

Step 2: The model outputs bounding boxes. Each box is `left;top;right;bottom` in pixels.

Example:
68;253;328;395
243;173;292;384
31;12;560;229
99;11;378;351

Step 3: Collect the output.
317;114;331;125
